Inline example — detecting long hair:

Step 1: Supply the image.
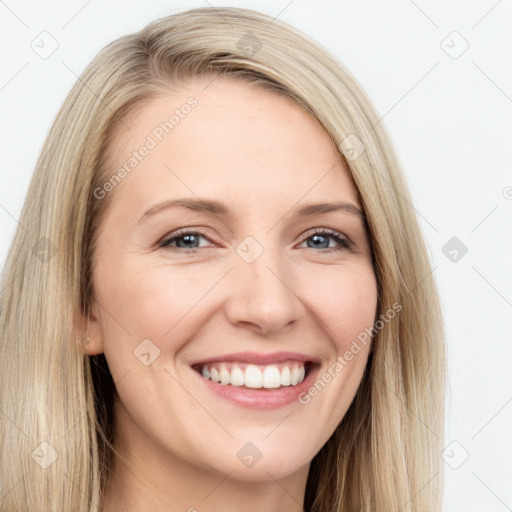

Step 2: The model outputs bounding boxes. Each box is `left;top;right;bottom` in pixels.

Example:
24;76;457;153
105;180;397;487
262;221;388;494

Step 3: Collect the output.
0;7;445;511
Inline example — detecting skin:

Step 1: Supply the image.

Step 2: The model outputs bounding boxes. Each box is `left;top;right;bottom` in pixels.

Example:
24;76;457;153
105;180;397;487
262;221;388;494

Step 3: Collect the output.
85;76;378;512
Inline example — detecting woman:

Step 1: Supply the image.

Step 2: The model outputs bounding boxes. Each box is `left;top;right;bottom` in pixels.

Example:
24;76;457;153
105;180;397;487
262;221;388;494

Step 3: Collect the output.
0;6;445;511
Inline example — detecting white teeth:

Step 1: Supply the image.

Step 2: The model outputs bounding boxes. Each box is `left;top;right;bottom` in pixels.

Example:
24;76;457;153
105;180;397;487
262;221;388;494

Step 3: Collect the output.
281;366;291;386
245;364;263;388
197;362;308;388
219;364;230;385
262;365;281;388
291;366;299;385
230;366;245;386
210;367;220;383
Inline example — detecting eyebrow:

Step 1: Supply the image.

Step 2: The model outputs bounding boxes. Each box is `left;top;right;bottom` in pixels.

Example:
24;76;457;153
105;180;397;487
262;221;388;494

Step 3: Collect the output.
137;198;365;224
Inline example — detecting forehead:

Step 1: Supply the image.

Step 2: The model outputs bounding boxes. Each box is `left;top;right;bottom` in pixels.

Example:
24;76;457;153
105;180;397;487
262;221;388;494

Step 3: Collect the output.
103;76;359;214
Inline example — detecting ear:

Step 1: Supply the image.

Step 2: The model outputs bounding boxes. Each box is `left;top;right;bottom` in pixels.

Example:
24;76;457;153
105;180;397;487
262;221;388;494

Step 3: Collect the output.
78;299;105;356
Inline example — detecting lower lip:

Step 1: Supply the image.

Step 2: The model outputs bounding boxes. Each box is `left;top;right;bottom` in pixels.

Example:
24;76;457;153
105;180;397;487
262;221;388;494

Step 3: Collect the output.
190;364;320;410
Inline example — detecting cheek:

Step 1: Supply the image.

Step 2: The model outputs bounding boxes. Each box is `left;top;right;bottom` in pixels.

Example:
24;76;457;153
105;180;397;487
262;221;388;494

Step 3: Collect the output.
297;265;376;424
125;261;230;335
303;263;378;348
94;258;228;368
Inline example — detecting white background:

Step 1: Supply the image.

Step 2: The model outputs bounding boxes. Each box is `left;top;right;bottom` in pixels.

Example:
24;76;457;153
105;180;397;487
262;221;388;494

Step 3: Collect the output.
1;1;511;510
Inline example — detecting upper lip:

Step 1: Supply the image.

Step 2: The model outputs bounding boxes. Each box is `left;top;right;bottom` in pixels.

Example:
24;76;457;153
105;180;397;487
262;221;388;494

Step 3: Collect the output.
189;351;320;366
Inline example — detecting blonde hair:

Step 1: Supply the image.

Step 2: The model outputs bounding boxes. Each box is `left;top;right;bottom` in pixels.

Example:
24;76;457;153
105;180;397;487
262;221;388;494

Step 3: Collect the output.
0;6;445;511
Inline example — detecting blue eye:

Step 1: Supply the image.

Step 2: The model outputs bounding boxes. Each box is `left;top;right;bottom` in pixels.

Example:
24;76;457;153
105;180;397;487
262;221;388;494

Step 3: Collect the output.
299;229;352;252
159;228;352;252
159;230;212;250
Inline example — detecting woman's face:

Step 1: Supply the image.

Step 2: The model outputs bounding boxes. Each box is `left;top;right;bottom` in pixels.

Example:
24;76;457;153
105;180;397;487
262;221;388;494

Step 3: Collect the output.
88;76;377;481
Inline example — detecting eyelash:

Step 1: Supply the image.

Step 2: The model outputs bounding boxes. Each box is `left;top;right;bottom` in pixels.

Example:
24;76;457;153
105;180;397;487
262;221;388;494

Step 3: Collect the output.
158;228;353;253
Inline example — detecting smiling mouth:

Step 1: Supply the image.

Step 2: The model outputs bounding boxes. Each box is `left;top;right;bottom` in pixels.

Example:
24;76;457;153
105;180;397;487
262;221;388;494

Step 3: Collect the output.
191;360;315;389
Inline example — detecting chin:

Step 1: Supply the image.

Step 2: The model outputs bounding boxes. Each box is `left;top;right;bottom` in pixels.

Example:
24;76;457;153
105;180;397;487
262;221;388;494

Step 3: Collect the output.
204;447;312;482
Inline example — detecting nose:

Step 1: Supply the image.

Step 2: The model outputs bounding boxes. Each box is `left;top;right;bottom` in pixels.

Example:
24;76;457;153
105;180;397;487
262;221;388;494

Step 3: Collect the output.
223;244;305;336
